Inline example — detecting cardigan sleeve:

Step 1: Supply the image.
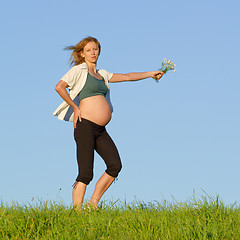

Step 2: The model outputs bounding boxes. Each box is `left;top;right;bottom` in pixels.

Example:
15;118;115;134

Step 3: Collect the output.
105;70;113;82
61;65;80;90
99;69;113;82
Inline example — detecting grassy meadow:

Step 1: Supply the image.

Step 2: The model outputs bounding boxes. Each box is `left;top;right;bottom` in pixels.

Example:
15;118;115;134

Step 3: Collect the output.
1;193;240;239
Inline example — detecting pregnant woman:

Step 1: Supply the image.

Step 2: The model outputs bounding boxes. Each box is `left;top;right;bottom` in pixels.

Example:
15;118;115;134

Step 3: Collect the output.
53;36;164;210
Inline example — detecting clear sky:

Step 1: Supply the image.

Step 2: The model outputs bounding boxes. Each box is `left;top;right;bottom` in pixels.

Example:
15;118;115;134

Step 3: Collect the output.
1;0;239;206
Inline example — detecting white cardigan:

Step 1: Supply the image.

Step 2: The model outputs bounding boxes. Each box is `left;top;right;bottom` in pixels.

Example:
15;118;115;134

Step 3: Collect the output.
53;62;113;122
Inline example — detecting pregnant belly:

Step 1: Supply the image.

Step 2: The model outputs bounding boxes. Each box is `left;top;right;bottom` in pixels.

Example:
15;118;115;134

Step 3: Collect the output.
79;95;112;126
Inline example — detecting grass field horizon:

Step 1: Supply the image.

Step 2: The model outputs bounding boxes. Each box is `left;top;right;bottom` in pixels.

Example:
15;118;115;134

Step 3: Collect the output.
1;190;240;239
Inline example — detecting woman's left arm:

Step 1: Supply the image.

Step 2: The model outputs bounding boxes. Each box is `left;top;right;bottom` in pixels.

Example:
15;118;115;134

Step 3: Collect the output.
109;71;164;83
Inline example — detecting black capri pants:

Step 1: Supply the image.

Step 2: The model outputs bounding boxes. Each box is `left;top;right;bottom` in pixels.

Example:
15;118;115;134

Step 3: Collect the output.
73;118;122;185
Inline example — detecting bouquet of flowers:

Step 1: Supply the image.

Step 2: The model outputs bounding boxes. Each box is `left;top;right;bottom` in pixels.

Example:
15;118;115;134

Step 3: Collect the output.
155;58;176;82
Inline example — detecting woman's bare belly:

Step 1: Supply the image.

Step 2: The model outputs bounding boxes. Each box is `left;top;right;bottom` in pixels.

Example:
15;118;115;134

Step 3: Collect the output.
79;95;112;126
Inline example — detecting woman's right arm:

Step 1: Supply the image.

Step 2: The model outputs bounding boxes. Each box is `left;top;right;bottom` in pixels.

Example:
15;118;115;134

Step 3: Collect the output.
55;80;81;128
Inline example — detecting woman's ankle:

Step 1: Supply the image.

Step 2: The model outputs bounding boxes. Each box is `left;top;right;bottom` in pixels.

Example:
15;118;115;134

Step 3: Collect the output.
88;197;99;208
73;202;83;211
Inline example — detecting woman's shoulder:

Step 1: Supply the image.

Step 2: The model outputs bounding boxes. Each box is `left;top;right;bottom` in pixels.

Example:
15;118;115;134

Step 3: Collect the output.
71;62;88;71
98;68;113;81
61;63;88;86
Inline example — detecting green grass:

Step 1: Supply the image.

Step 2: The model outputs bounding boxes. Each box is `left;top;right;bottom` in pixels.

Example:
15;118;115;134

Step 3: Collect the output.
1;193;240;240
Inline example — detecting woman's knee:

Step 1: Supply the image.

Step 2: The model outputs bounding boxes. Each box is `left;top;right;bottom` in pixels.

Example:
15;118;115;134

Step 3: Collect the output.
106;160;122;178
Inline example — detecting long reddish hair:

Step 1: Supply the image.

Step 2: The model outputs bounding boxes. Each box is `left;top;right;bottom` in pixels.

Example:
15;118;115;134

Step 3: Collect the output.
64;36;101;66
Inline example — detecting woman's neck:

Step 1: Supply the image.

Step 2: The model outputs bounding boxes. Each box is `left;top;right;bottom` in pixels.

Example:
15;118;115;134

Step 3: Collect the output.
85;61;97;74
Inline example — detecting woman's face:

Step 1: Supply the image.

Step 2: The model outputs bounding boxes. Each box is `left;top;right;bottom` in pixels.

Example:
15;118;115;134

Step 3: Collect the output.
81;41;100;64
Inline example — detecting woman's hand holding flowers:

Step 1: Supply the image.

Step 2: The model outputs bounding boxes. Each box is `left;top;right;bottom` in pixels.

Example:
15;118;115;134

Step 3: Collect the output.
151;71;165;81
154;58;176;83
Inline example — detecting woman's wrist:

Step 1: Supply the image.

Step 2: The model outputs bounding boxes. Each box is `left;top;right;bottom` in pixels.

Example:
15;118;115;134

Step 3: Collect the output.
73;105;79;111
147;71;153;78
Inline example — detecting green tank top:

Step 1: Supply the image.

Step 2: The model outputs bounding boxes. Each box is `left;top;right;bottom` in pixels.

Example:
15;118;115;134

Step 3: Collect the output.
78;72;109;102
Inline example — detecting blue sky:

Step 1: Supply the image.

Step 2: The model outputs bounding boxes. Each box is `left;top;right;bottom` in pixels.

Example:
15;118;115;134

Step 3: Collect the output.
1;0;239;206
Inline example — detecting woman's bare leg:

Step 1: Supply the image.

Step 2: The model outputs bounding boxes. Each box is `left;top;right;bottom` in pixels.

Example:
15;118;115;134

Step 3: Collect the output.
72;181;87;210
88;172;115;208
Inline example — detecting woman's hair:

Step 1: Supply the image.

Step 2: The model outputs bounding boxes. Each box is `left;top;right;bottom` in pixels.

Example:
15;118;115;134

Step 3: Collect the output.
64;36;101;66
